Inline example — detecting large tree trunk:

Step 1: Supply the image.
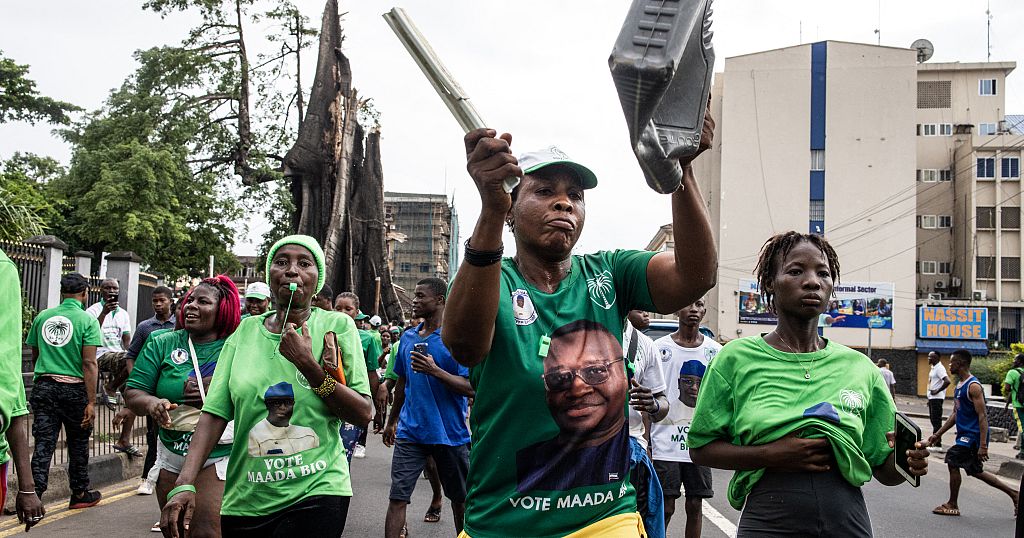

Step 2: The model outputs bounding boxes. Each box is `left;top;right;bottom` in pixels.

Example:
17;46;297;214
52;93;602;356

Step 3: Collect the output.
280;0;405;319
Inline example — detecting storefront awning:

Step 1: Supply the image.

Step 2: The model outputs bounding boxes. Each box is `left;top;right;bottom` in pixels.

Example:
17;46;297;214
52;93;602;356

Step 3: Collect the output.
916;338;989;356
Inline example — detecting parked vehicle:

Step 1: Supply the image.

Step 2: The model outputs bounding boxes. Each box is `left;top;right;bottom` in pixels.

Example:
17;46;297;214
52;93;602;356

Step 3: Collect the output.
643;319;714;341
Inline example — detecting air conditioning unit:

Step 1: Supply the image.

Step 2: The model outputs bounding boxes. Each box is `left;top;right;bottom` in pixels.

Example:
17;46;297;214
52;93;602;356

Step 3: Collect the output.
934;280;946;289
928;292;945;301
973;290;988;301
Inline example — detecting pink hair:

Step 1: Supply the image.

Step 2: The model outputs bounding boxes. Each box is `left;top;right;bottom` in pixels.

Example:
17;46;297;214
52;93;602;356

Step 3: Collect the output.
176;275;241;339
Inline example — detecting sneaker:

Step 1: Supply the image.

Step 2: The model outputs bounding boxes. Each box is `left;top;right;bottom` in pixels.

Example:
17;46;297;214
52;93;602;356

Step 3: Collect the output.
151;522;161;532
137;479;155;495
353;444;366;459
69;490;102;509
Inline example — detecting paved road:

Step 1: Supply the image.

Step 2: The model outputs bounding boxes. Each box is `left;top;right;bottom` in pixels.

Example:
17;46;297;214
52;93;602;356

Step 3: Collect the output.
3;434;1018;537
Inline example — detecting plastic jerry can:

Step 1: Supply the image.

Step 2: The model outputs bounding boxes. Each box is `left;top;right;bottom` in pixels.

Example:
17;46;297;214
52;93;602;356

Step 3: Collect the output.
609;0;715;194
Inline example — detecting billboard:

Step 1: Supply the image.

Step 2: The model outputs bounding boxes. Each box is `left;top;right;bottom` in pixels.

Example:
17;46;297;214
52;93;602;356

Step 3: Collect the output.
918;307;988;340
738;279;895;329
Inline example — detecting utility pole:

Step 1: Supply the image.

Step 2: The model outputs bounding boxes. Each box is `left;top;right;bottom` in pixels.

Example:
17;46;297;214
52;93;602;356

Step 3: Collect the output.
987;0;992;62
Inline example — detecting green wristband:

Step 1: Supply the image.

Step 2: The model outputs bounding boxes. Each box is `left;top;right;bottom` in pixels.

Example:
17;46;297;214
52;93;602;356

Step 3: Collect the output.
166;484;197;502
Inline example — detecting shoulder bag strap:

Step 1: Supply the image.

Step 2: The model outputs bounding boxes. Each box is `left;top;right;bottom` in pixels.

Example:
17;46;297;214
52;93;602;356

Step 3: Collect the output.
187;337;207;403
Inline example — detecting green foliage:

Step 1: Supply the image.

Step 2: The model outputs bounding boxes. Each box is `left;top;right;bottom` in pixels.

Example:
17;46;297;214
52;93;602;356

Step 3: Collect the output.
0;187;45;241
0;50;81;125
51;47;243;279
972;354;1013;386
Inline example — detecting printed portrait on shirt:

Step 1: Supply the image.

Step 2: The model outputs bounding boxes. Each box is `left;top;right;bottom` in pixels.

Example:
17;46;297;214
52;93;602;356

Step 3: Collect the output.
247;382;320;457
515;320;630;493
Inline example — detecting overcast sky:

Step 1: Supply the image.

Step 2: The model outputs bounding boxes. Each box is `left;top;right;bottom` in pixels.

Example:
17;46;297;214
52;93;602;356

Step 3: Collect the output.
2;0;1021;260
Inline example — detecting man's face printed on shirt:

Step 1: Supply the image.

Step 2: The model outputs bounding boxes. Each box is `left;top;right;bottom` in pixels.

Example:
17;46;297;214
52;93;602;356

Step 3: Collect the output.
266;398;294;427
678;375;701;408
543;327;626;441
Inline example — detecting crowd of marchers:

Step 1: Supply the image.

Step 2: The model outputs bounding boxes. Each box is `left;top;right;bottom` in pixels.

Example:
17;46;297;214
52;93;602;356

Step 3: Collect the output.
0;104;1019;538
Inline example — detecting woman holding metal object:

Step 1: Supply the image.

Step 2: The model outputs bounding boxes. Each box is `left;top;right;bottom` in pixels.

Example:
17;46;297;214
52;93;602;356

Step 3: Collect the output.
443;99;716;536
687;232;930;537
126;275;240;536
159;235;372;538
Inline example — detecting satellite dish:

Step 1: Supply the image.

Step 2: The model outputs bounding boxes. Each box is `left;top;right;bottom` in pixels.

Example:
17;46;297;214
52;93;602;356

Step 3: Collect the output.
911;39;934;63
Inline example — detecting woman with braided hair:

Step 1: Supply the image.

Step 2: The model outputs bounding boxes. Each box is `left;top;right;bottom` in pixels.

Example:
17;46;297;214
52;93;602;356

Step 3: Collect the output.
125;275;241;536
686;231;930;537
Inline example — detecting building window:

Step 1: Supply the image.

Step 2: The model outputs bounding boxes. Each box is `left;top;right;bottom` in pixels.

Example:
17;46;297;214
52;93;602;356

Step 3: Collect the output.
1002;157;1020;179
919;261;937;274
977;207;996;229
979;79;998;96
809;200;825;221
940;169;953;182
938;261;952;274
419;263;431;273
938;215;952;228
1003;207;1021;229
918;169;938;182
919;124;937;136
917;80;952;109
977;158;995;179
810;150;825;171
400;262;411;272
939;123;953;136
1004;257;1021;280
918;215;937;229
979;123;998;135
977;256;996;279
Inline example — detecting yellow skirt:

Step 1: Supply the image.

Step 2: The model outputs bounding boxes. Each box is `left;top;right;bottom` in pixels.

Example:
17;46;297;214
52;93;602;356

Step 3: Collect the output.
458;512;647;538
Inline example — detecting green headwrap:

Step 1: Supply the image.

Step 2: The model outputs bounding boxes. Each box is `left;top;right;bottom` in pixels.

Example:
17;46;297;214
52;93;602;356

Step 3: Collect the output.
265;235;326;294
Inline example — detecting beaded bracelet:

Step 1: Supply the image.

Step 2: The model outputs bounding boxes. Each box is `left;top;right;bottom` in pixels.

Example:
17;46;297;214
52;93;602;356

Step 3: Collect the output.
464;238;503;267
166;484;196;502
313;373;337;398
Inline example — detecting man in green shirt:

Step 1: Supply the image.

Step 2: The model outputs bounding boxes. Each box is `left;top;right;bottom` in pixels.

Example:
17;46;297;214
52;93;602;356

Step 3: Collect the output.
0;248;44;529
1003;354;1024;460
25;273;103;509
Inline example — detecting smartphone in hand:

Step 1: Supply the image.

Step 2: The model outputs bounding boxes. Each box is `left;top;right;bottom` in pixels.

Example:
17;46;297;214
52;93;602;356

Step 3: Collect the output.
895;411;922;487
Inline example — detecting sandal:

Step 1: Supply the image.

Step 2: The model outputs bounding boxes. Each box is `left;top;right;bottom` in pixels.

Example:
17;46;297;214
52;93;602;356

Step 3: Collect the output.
399;524;409;538
932;504;960;516
113;444;143;457
424;505;442;523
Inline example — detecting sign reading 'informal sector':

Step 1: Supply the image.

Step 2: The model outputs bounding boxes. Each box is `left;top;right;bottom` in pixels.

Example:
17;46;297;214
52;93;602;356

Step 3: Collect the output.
918;307;988;340
739;279;895;329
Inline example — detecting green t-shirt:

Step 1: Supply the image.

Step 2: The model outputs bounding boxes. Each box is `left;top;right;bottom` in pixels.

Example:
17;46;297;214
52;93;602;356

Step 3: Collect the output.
359;329;383;375
126;329;231;458
687;336;896;510
0;250;28;465
26;298;102;380
1004;368;1023;408
463;250;657;538
384;344;400;381
202;309;371;516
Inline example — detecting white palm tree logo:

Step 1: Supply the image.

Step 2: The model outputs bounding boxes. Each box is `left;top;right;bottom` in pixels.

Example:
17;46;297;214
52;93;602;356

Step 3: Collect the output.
586;271;616;310
839;389;865;416
42;316;73;347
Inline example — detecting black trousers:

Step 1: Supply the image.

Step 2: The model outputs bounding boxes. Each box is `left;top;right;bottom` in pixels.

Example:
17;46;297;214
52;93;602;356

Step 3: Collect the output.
927;399;945;442
738;469;871;537
221;495;350;538
142;416;158;479
30;379;92;496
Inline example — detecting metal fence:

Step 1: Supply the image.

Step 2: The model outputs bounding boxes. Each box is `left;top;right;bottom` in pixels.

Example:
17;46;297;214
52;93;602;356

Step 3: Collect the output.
1;240;46;314
29;395;148;466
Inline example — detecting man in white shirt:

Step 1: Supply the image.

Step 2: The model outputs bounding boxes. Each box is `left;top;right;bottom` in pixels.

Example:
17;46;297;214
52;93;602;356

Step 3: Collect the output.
927;351;952;448
652;299;722;538
876;359;896;400
623;310;669;537
86;279;133;413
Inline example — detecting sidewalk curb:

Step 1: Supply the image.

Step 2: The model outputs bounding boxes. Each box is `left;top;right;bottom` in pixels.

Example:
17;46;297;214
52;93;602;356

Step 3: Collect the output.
998;459;1024;481
3;449;146;512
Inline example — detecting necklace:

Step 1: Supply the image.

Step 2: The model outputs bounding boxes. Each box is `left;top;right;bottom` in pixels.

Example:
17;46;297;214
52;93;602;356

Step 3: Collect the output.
512;256;570;359
774;332;822;380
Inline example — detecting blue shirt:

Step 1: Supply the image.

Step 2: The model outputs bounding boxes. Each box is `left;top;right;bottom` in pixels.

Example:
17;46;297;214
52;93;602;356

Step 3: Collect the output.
954;375;983;447
125;315;177;360
393;324;471;446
